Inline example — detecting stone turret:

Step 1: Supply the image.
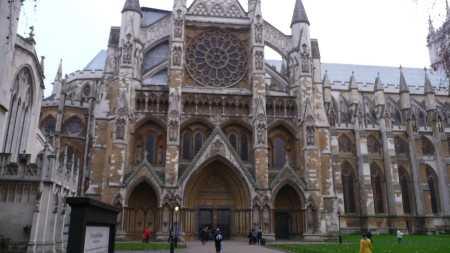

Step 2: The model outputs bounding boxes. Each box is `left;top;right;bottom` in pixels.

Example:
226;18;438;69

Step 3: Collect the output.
349;72;359;106
51;59;63;98
119;0;142;71
290;0;310;51
398;66;411;111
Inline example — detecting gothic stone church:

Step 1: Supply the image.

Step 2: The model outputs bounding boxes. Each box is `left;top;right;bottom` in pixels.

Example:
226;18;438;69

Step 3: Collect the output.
2;0;450;249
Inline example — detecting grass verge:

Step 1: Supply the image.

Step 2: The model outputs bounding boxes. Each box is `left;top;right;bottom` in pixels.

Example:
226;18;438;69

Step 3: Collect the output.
115;242;186;250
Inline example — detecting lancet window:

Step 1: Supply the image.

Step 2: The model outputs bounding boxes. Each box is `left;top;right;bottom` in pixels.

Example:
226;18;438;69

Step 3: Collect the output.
274;138;284;168
182;132;191;160
398;167;412;214
421;137;434;156
341;164;357;214
194;132;203;155
426;167;440;214
240;134;249;161
370;164;385;214
3;68;33;158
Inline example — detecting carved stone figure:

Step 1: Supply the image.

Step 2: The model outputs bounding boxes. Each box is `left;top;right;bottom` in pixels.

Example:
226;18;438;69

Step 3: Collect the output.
255;50;264;70
173;10;184;38
123;34;133;64
301;44;310;73
173;46;182;66
115;118;126;140
438;116;444;133
257;123;266;144
169;120;179;142
254;15;263;43
411;115;417;132
306;125;315;146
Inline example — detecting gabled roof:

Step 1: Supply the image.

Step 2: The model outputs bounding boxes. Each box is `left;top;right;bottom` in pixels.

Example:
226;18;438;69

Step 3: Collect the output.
83;50;107;71
291;0;310;26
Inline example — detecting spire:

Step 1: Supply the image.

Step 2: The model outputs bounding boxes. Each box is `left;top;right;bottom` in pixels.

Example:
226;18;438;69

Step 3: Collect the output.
349;71;358;90
291;0;310;27
424;67;435;94
51;60;63;96
122;0;141;15
428;16;435;37
323;71;331;88
447;0;450;21
399;65;409;92
54;59;62;82
374;73;384;91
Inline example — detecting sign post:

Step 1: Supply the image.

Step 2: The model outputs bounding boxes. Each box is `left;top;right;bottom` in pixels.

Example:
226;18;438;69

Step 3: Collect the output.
66;197;120;253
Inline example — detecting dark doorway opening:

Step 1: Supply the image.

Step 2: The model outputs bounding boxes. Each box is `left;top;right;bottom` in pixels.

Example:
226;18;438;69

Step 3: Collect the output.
217;209;231;240
198;209;212;240
275;212;290;239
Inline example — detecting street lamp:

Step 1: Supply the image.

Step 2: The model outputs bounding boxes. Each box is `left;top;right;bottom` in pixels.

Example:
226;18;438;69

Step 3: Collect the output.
169;195;176;253
337;210;342;244
174;206;179;248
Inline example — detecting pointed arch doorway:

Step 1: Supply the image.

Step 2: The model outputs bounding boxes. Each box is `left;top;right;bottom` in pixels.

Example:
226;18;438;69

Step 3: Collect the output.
124;181;159;240
273;184;304;239
183;158;251;240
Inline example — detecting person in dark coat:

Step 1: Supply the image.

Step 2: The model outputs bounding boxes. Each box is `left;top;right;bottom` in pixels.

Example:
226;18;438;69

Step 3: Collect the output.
252;229;258;244
201;226;209;245
257;229;263;245
248;230;253;244
213;228;223;253
367;229;373;243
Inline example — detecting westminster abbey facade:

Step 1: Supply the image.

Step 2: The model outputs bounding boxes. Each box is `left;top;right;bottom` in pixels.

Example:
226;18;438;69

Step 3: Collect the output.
1;0;450;250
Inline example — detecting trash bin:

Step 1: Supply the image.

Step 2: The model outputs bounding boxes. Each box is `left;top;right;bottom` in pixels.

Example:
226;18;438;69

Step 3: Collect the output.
260;238;266;245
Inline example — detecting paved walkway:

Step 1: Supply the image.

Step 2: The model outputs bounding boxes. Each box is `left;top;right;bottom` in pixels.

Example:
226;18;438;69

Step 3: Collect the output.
181;240;281;253
118;240;283;253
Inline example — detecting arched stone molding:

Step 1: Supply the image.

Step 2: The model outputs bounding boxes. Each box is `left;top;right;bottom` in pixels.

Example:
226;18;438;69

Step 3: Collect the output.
220;118;253;134
271;179;306;207
305;196;318;234
180;116;215;130
125;174;162;206
180;155;253;205
270;164;307;192
178;125;257;189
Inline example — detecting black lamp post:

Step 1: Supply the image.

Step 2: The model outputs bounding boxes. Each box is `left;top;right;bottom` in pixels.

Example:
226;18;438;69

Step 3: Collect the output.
337;210;342;244
169;195;176;253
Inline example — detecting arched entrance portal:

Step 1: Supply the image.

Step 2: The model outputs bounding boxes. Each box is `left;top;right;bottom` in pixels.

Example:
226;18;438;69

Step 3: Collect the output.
124;182;159;240
273;184;303;239
183;159;251;240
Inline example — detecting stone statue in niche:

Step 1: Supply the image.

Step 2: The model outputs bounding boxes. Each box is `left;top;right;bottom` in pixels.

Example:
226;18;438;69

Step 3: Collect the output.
285;155;290;166
116;118;126;140
438;116;444;133
300;44;310;73
136;148;142;163
328;110;336;127
257;123;266;144
411;115;417;132
254;15;263;43
173;46;182;66
157;147;164;165
255;50;264;70
169;120;179;142
122;34;133;64
306;125;315;146
173;9;183;38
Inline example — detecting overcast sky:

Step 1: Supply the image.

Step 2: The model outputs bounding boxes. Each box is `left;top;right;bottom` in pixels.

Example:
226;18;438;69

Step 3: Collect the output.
17;0;445;98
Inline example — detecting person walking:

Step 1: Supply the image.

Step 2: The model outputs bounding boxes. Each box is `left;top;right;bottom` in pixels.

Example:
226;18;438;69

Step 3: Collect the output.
201;226;208;245
213;228;223;253
144;226;150;243
367;229;373;243
257;229;263;245
359;233;372;253
248;230;253;245
397;230;403;244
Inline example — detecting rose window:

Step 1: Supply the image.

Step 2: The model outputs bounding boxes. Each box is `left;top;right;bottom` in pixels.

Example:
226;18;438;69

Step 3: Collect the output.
186;30;248;87
66;120;82;136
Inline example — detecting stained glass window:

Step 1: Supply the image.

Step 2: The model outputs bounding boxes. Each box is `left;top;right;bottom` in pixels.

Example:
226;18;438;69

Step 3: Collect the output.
229;134;237;150
194;132;203;155
339;135;353;153
241;134;249;161
146;134;155;164
185;30;248;87
43;119;56;135
182;132;191;160
274;138;284;168
66;120;82;135
421;137;434;156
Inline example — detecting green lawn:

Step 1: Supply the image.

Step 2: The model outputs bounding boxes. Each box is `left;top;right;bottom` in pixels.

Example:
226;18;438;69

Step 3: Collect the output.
267;235;450;253
115;242;186;250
